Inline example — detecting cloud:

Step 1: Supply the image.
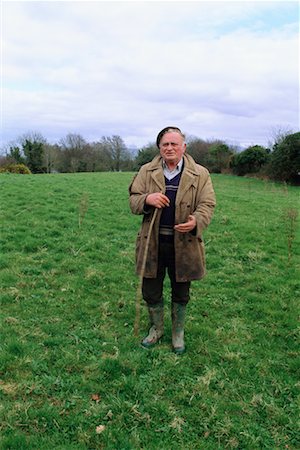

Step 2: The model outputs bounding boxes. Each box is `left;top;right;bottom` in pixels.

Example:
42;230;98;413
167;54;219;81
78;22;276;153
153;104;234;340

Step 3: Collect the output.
1;1;299;149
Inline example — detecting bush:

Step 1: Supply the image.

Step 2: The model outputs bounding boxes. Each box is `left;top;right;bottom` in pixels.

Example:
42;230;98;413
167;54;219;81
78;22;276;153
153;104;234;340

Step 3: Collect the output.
231;145;270;176
208;143;234;173
134;144;158;170
187;138;210;167
0;163;32;174
268;132;300;184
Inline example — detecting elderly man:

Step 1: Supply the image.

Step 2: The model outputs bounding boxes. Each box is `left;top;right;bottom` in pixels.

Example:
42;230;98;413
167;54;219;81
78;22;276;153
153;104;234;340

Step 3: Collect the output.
129;126;216;354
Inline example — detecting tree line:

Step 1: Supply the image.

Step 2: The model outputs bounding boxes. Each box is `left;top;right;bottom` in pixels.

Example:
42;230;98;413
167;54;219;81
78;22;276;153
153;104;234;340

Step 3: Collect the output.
0;130;299;184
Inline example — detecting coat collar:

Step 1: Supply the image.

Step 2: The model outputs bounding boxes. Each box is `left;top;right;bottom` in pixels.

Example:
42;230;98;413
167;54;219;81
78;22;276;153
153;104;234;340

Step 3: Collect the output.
146;153;202;198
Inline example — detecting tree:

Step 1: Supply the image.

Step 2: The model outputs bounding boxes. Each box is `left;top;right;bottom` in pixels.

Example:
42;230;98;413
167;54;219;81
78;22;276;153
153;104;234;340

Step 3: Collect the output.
268;132;300;183
208;142;234;173
231;145;270;176
60;133;86;151
268;126;294;149
43;144;61;173
8;146;25;164
101;135;130;171
18;131;47;148
187;138;210;167
90;141;114;171
22;139;45;173
4;131;47;173
134;144;158;170
58;133;88;172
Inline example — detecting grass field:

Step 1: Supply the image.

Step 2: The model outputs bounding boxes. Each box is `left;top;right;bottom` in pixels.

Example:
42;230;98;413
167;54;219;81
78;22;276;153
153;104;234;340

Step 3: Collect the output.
0;172;299;449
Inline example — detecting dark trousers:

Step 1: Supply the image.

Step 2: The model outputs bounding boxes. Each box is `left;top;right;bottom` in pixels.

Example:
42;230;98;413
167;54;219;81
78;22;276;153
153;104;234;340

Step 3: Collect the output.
142;239;191;306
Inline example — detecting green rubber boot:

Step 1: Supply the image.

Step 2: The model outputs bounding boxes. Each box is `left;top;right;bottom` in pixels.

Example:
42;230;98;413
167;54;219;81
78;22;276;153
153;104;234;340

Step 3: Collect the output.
172;302;186;355
141;303;164;349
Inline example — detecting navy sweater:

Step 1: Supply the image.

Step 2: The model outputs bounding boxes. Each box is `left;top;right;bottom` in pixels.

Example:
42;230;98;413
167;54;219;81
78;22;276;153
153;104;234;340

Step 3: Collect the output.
159;171;182;240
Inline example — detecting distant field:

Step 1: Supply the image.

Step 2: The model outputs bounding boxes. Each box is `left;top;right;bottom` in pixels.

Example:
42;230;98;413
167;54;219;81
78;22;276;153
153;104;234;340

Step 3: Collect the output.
0;172;299;449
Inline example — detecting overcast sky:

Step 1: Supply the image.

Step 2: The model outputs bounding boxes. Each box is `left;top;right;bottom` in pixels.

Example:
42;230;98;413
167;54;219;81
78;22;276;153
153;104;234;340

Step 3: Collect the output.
1;0;299;151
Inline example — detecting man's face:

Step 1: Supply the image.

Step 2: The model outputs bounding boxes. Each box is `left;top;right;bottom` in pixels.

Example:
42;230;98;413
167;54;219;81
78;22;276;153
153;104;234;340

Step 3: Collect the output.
159;131;186;167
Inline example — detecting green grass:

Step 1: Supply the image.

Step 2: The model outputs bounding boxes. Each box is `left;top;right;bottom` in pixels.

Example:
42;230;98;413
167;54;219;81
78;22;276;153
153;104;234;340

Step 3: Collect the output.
0;172;299;449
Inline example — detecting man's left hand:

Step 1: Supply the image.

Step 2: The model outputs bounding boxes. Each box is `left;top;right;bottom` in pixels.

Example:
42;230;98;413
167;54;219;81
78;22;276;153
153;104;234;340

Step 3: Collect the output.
174;215;196;233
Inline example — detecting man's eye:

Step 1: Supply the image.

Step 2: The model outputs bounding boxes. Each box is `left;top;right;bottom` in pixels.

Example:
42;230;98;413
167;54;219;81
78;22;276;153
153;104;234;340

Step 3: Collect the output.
162;142;180;148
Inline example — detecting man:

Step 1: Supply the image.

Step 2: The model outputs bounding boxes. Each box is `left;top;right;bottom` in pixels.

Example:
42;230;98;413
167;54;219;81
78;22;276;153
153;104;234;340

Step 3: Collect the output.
129;126;216;354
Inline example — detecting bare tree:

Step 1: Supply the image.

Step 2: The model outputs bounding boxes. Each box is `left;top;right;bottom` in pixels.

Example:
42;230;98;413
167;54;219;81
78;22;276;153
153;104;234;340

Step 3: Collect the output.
101;135;129;171
18;131;47;147
268;125;294;149
44;144;60;173
58;133;88;172
60;133;87;151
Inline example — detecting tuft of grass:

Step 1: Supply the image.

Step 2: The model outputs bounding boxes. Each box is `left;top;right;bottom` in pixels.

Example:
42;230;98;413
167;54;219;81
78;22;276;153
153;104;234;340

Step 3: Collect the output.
78;192;89;228
0;172;299;449
283;207;298;264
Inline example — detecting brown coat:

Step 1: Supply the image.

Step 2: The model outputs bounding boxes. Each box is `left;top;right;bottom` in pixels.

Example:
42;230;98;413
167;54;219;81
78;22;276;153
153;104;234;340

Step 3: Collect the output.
129;153;216;282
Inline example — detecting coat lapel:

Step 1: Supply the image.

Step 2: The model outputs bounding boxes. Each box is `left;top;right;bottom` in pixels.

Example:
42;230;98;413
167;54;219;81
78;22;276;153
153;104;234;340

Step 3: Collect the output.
148;156;165;192
176;170;196;205
151;169;165;192
176;154;199;205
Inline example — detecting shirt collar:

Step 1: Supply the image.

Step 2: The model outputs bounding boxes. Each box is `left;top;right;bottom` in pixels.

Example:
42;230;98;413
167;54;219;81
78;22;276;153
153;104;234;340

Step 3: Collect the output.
162;158;183;172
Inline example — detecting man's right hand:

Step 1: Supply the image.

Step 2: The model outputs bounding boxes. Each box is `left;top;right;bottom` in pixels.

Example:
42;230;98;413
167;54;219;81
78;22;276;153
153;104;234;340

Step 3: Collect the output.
145;193;170;209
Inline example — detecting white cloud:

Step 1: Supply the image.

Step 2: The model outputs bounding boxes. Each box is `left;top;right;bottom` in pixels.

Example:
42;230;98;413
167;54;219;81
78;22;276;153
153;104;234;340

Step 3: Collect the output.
1;1;299;149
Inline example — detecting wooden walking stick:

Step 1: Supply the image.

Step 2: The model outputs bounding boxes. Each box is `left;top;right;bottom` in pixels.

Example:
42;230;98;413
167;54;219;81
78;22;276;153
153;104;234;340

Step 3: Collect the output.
134;207;159;337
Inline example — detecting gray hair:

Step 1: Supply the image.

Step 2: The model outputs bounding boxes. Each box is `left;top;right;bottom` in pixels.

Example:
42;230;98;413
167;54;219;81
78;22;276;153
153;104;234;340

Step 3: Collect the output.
156;126;186;148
